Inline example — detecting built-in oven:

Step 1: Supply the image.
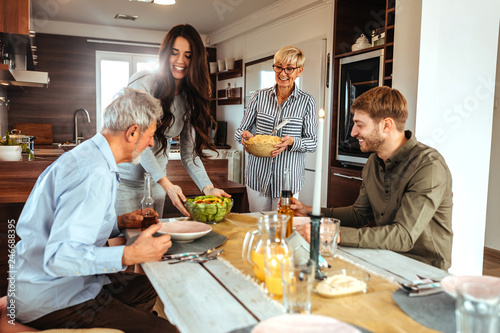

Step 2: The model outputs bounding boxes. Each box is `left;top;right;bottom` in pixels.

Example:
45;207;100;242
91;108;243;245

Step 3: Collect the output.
336;49;384;166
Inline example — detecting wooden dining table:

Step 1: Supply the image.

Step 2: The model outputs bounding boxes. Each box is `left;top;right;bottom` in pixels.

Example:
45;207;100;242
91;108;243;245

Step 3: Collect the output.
124;213;450;333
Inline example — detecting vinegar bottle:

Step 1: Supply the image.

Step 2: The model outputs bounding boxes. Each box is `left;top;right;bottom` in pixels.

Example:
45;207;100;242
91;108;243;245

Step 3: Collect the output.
278;168;294;237
141;172;156;230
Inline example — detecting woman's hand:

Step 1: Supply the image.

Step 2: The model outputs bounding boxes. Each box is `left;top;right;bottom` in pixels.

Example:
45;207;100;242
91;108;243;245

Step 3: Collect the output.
271;135;294;158
290;197;312;216
203;184;231;198
241;131;254;154
158;177;190;217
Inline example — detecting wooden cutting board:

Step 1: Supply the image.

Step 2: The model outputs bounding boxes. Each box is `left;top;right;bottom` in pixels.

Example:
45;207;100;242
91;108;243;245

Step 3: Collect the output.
12;123;53;144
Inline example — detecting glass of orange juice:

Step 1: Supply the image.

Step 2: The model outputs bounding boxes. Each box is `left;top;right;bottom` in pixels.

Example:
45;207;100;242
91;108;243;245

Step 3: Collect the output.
264;243;291;298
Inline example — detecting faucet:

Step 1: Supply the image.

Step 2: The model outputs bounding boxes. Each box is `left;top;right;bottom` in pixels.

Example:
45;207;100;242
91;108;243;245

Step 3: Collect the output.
74;108;91;144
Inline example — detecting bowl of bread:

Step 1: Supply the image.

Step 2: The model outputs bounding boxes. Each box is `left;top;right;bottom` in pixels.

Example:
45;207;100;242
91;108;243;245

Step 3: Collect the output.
244;135;281;157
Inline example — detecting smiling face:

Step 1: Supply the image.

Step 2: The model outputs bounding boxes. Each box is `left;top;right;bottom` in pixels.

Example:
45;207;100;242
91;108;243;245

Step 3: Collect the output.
169;36;192;84
274;61;303;92
351;111;385;153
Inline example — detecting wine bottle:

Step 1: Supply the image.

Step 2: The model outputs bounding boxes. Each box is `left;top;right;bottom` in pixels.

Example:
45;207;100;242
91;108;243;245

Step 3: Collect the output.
278;168;294;237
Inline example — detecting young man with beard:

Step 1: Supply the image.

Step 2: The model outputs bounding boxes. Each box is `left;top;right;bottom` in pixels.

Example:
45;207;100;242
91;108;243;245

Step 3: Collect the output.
292;86;453;270
11;88;178;332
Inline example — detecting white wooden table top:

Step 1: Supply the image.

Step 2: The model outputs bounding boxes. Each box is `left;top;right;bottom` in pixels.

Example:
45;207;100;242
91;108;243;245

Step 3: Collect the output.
125;219;450;333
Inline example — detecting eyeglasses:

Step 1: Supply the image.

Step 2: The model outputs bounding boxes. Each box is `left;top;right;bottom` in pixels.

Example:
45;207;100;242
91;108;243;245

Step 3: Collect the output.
272;64;299;75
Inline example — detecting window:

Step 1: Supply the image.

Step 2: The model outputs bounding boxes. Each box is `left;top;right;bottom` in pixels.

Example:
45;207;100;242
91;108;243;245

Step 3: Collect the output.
95;51;159;131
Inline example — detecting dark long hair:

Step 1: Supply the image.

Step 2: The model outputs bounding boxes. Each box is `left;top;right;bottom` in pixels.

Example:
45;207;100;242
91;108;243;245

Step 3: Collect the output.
154;24;216;158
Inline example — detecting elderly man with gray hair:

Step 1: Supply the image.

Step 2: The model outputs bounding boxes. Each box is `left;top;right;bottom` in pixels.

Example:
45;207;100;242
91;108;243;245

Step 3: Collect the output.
11;87;178;332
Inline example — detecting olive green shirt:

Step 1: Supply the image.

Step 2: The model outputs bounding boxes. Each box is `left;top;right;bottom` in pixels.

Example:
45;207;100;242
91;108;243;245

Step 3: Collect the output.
323;131;453;270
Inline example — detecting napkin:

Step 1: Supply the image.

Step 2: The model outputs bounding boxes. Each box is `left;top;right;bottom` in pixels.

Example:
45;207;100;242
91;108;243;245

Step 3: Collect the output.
286;231;329;268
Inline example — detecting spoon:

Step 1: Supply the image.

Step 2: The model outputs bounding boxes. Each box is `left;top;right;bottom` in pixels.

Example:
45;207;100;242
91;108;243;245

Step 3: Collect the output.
269;119;291;136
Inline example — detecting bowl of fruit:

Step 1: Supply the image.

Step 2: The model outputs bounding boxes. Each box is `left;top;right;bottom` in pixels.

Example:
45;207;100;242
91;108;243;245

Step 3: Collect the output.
184;195;233;224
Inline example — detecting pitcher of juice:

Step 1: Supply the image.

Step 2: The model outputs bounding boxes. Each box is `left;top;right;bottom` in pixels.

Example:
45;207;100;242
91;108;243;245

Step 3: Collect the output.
242;213;291;297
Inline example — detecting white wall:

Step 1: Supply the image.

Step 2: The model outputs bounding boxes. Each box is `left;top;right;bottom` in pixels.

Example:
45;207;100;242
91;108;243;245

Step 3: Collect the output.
416;0;500;274
485;31;500;251
0;87;7;136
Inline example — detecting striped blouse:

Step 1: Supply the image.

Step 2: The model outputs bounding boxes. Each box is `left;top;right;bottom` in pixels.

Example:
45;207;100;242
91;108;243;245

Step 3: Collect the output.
234;84;317;197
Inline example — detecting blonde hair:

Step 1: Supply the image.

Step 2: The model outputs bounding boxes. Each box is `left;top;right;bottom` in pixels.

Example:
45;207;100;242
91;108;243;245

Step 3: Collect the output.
351;86;408;131
274;46;305;68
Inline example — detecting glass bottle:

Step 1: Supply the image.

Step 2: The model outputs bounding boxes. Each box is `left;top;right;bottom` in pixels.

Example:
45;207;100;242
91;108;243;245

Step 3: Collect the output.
278;168;294;237
141;172;156;230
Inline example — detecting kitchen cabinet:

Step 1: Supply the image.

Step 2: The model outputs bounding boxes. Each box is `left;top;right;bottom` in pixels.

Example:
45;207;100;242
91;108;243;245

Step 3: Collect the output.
328;0;396;207
0;0;30;35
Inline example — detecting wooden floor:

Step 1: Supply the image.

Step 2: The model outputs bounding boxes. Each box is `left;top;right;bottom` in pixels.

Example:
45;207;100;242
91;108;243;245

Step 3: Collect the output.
483;247;500;277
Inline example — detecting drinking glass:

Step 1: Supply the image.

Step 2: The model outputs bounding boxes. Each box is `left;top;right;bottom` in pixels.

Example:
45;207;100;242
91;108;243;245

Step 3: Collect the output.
319;218;340;257
281;257;315;314
455;282;500;333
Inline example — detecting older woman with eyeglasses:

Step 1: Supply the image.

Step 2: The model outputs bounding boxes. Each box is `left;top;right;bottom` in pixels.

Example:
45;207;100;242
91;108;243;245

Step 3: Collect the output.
235;46;318;212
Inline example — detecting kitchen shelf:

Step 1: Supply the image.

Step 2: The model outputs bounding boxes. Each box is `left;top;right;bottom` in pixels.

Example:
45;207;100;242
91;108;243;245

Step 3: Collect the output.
216;87;242;105
212;59;242;80
334;45;385;59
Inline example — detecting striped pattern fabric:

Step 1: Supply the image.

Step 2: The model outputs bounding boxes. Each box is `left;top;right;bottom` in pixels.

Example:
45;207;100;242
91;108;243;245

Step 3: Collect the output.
235;84;317;197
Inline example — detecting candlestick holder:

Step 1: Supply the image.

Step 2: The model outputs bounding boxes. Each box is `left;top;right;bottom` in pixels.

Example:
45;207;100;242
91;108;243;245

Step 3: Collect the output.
308;212;326;280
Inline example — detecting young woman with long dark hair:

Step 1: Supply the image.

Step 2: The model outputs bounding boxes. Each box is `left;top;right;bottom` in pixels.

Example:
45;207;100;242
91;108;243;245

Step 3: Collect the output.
117;24;229;217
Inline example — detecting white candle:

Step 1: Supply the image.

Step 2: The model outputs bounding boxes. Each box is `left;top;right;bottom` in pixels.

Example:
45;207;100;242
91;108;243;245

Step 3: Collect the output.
312;109;325;216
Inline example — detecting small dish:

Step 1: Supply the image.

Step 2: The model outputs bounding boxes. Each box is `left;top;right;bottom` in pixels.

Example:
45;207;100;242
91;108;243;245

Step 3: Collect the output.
315;268;370;298
440;275;500;298
157;219;212;243
251;314;361;333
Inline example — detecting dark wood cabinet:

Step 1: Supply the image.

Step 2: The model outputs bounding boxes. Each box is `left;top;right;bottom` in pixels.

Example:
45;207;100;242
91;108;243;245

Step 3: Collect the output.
213;59;243;106
327;166;363;208
327;0;396;207
0;0;30;35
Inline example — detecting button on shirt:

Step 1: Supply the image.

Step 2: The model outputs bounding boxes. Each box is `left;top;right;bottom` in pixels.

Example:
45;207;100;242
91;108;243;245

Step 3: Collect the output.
234;84;317;197
323;131;453;270
13;134;126;323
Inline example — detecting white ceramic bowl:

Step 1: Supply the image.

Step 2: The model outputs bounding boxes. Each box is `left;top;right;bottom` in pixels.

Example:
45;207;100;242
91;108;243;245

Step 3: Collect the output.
157;219;212;243
0;146;22;161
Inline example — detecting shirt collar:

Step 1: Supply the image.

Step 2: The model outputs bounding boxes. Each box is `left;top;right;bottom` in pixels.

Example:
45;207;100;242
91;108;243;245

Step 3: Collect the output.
90;133;118;174
271;84;300;100
382;130;416;169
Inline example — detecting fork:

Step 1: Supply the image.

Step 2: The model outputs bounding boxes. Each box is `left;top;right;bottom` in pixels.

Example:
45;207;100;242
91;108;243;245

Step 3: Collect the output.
162;248;215;261
169;248;224;264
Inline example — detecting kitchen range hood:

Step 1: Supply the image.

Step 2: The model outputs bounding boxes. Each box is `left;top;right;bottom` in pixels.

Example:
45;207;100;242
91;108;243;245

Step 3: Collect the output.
0;67;50;88
0;33;50;88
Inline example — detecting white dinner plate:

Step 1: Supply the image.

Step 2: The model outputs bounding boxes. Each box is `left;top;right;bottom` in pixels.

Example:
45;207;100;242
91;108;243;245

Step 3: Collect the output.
440;275;500;297
157;220;212;243
251;314;361;333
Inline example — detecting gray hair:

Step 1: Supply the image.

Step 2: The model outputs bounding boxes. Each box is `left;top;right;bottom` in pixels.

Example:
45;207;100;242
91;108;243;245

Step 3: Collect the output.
102;87;163;133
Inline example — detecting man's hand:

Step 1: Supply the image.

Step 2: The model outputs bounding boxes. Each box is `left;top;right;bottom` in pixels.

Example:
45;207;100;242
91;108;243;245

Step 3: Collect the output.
117;209;149;230
203;184;231;198
290;198;312;216
296;222;342;245
158;177;189;216
271;135;294;158
122;223;171;266
296;222;311;243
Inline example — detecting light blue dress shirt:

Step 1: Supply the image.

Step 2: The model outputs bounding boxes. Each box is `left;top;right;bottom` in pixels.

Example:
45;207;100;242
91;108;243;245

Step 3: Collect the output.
13;133;126;323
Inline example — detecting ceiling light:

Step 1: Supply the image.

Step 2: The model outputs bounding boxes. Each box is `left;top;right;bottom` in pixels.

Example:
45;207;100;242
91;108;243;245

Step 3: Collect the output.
153;0;175;4
129;0;175;4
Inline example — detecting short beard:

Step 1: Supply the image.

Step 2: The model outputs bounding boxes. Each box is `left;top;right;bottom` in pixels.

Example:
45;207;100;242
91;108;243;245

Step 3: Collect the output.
130;138;142;165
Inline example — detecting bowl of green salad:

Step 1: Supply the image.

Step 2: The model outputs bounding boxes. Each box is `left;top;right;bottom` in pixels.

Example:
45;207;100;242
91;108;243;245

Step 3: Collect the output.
184;195;233;224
